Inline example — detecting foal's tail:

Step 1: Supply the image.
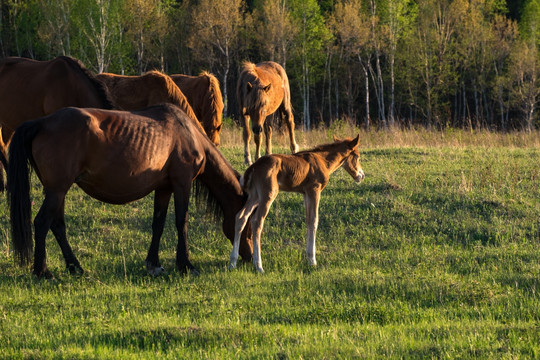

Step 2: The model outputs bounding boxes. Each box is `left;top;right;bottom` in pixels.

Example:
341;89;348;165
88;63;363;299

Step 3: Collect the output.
7;120;42;266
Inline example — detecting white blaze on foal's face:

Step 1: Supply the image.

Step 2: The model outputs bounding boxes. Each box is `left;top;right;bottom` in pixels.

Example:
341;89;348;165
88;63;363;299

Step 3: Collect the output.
344;150;365;183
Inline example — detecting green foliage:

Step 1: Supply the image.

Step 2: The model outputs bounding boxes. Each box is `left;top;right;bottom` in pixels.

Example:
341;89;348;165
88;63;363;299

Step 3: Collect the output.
0;130;538;358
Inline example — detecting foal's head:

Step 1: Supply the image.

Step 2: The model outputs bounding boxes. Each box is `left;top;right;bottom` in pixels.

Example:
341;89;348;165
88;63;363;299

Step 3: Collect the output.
335;135;365;183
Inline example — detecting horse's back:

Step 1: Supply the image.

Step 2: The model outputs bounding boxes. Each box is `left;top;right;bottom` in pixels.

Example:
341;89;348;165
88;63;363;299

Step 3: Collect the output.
31;105;205;203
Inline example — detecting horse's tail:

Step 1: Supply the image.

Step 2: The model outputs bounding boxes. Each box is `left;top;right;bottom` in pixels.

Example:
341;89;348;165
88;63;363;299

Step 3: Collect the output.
7;120;41;266
241;165;255;192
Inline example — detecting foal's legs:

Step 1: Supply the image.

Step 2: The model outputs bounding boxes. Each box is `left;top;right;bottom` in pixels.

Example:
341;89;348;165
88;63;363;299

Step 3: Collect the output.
303;189;321;266
242;114;252;165
250;189;278;273
145;189;172;276
33;190;67;278
229;195;259;270
50;196;83;275
173;183;198;275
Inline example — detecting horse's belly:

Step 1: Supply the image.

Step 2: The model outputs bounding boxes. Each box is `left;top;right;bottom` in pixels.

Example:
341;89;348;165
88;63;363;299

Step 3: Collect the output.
76;169;167;204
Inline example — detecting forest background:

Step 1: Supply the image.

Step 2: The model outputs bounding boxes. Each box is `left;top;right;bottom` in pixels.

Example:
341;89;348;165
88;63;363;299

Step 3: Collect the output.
0;0;538;131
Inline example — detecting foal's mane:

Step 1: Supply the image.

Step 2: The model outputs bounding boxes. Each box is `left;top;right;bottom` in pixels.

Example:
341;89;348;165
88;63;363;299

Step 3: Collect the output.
59;56;115;110
297;139;351;155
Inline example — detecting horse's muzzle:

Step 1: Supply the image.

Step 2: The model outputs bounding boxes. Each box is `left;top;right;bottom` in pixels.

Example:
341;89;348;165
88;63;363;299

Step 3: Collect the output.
252;125;263;135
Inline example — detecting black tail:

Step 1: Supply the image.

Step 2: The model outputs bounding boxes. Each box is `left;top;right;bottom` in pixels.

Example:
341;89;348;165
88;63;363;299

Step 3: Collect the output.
7;120;42;266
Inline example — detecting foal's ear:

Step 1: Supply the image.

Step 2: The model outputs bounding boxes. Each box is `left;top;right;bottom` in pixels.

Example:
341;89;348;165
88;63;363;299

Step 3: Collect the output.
333;134;340;142
247;82;253;92
349;134;360;149
263;84;271;92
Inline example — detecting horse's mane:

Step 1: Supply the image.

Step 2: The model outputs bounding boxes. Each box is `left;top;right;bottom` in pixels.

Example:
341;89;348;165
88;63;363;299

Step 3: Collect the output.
200;71;223;123
297;138;353;155
59;56;115;109
145;70;199;125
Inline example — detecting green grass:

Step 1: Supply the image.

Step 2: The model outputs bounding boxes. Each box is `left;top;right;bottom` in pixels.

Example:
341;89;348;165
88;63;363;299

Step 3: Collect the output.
0;126;538;359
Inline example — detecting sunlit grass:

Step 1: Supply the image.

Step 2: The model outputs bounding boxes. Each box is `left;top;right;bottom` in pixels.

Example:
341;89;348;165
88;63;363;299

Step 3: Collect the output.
0;125;538;358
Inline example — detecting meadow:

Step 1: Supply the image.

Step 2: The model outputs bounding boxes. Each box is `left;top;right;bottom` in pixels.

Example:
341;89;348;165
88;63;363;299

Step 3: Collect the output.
0;123;538;359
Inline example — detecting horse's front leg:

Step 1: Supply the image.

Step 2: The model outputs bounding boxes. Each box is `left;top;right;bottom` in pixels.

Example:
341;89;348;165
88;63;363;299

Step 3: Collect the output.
33;190;66;278
264;120;273;156
50;196;83;275
304;190;321;266
242;114;252;165
173;184;198;275
145;189;172;277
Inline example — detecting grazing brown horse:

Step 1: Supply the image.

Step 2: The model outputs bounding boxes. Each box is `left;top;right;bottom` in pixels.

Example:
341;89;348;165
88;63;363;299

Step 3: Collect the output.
7;104;253;278
0;56;114;191
171;72;224;146
97;71;205;135
237;61;299;165
229;135;364;273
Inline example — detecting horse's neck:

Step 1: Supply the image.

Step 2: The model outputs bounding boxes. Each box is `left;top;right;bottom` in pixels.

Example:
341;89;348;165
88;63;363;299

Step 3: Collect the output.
198;145;243;209
313;149;348;175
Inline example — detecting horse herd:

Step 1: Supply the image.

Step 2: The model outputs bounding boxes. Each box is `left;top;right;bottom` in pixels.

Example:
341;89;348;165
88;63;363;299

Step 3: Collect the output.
0;56;364;278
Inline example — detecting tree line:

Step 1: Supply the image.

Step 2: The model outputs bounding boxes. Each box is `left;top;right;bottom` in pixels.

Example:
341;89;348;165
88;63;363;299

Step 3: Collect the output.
0;0;538;130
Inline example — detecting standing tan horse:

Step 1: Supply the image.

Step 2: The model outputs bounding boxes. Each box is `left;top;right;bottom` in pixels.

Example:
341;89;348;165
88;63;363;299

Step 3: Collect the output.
229;135;364;273
237;61;299;165
97;71;206;137
7;104;253;278
171;72;224;146
0;56;115;191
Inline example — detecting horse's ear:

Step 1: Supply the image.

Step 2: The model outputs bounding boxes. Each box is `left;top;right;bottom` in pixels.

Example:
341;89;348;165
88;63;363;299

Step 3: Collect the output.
263;84;271;92
349;134;360;149
333;134;340;142
247;82;253;92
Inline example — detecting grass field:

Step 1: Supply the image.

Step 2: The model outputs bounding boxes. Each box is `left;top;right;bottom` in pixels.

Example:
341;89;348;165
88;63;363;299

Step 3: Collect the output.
0;124;538;359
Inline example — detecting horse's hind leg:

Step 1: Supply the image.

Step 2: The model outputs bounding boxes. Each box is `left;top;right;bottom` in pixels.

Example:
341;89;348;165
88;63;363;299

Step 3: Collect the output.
33;190;66;278
281;105;298;153
145;189;172;276
250;188;278;273
50;196;83;275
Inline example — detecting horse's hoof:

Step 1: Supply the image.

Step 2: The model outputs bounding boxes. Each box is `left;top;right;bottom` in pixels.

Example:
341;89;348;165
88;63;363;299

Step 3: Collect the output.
34;269;54;279
147;266;165;277
67;264;84;276
255;267;264;274
189;268;200;277
228;263;236;271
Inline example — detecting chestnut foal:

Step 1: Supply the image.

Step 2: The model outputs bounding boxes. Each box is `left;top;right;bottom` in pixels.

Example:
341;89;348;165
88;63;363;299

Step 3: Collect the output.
229;135;364;273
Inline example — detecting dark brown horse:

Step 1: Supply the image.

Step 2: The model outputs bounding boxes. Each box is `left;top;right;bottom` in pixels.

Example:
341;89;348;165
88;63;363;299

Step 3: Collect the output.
7;104;253;278
97;71;206;136
171;72;224;146
229;136;364;273
0;56;114;191
237;61;299;165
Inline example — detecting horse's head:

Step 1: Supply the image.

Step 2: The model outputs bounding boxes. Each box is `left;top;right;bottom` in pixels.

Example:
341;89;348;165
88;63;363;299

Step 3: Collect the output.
245;81;272;135
335;134;365;183
204;119;223;146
